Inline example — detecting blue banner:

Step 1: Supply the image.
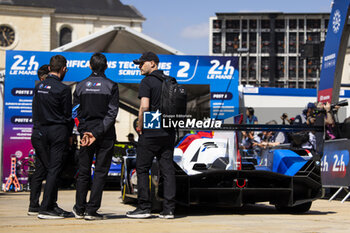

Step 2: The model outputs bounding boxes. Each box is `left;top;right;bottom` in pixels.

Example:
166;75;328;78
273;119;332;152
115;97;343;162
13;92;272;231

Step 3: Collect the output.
318;0;350;103
3;50;239;181
321;139;350;187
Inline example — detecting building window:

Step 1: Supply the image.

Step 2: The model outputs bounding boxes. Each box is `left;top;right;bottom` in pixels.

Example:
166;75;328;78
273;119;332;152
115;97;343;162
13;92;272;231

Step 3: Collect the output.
213;20;222;29
249;33;257;53
289;19;297;29
307;19;321;30
276;32;285;53
249;20;257;29
289;57;296;78
261;33;270;53
212;33;222;53
276;19;285;29
226;32;239;53
289;33;297;53
59;27;72;46
261;20;270;29
261;58;269;78
226;20;239;29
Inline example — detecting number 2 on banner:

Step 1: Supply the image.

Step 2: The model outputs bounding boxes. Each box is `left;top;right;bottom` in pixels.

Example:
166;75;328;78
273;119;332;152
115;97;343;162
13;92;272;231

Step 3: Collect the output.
177;61;190;78
332;154;345;172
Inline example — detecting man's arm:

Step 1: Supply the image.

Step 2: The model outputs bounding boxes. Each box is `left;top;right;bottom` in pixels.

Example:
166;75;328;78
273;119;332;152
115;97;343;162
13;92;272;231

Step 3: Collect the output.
136;97;150;134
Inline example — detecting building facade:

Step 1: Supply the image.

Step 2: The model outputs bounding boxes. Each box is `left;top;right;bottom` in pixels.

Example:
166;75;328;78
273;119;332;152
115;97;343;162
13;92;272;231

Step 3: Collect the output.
0;0;145;70
209;12;330;88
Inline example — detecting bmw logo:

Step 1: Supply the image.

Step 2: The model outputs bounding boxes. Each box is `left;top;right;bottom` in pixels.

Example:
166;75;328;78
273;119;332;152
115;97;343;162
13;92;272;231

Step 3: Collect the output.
39;84;44;89
86;81;92;87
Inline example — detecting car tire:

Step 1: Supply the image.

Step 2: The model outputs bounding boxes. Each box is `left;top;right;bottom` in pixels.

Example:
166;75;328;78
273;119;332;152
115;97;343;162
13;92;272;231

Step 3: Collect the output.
120;163;133;204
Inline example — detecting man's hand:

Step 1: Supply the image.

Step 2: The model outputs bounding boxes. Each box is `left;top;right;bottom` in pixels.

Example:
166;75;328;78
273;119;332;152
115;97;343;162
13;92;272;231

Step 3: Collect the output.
80;134;89;147
80;132;96;147
136;126;142;135
85;132;96;146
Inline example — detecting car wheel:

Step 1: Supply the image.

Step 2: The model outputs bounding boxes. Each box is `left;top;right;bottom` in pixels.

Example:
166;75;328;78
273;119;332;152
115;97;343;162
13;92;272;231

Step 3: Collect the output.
120;163;133;204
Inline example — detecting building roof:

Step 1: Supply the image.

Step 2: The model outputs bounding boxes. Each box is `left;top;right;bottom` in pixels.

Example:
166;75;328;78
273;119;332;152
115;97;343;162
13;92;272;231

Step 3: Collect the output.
0;0;145;19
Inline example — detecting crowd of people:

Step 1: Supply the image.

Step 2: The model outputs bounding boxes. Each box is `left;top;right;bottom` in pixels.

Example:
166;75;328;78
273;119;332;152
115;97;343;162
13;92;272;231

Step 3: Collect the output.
29;52;176;220
240;101;341;153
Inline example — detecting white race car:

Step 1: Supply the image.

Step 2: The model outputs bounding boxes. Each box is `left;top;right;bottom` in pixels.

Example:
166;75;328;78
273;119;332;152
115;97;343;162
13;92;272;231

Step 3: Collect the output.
121;130;321;213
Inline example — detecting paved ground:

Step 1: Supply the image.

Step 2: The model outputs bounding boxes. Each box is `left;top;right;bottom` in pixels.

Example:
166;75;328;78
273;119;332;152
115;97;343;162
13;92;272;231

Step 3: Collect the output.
0;190;349;233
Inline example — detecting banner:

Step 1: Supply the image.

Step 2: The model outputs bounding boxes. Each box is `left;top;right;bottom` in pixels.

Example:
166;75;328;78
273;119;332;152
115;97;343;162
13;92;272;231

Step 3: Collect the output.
321;139;350;187
3;50;239;182
318;0;350;103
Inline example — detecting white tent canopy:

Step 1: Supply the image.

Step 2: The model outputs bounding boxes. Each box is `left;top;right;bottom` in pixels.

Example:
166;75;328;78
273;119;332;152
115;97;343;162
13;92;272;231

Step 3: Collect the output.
52;25;186;114
52;25;184;55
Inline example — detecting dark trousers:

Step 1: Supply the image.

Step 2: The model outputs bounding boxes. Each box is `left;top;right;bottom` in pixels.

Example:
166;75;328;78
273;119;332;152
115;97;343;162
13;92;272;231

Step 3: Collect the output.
136;133;176;212
39;125;69;211
75;138;114;214
29;129;51;208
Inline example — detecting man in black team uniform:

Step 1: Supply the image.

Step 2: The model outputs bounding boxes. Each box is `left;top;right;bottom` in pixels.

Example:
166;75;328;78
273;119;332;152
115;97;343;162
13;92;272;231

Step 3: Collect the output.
28;64;52;216
72;53;119;220
33;56;74;219
126;52;176;219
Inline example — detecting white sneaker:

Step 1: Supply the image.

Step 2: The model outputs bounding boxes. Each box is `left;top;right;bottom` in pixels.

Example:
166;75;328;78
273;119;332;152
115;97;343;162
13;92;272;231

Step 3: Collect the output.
159;211;174;219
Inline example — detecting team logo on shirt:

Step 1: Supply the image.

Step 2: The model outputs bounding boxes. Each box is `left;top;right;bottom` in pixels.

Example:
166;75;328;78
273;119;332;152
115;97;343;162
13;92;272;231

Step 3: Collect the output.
86;81;101;87
143;110;161;129
39;84;51;89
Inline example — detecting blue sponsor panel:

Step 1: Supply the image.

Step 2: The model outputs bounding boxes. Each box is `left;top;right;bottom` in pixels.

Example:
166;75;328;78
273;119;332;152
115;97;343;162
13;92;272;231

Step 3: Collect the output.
318;0;350;103
321;139;350;187
3;50;239;181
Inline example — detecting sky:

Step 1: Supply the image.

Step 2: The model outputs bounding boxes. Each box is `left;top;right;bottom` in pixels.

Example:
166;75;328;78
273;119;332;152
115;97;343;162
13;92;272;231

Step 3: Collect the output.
121;0;333;55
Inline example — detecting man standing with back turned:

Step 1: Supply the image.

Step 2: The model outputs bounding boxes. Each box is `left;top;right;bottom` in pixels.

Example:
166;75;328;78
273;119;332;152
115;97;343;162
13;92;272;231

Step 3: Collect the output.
126;52;176;219
73;53;119;220
33;55;73;219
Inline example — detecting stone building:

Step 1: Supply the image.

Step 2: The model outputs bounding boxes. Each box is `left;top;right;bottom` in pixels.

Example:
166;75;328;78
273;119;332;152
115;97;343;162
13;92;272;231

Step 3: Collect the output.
0;0;145;70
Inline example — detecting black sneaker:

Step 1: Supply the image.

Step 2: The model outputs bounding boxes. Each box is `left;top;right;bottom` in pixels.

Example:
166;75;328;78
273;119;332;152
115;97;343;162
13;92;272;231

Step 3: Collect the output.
159;211;174;219
84;212;104;221
53;206;72;217
72;206;84;219
38;210;64;219
126;208;151;219
27;206;40;216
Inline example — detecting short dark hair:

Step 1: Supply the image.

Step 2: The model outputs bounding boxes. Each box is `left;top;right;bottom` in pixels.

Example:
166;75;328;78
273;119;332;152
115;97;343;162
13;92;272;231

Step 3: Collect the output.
247;107;254;116
37;64;49;80
90;53;107;73
49;55;67;72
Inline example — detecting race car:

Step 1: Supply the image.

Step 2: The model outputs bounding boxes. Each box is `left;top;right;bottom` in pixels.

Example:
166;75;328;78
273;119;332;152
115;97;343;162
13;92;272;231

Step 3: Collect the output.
120;130;322;213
